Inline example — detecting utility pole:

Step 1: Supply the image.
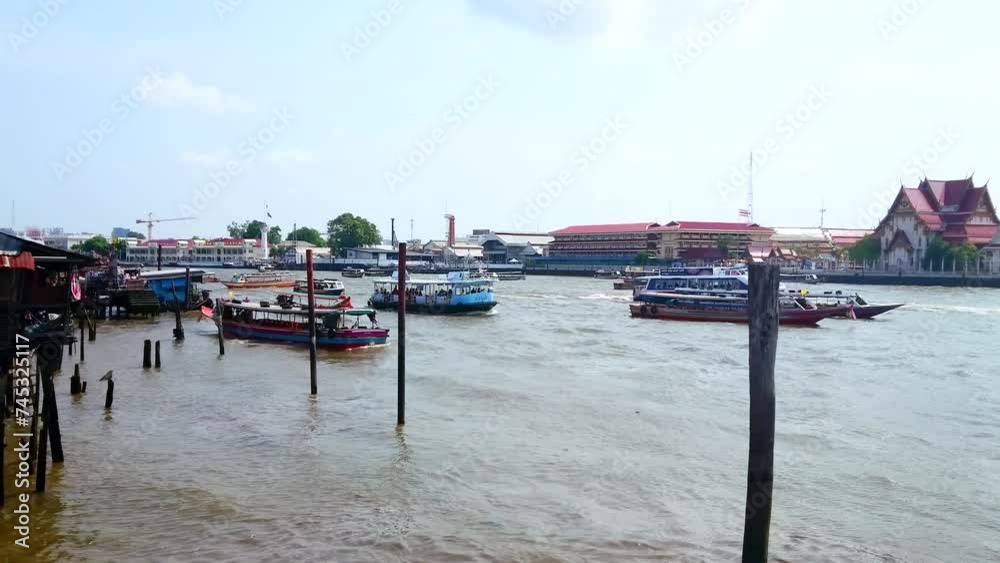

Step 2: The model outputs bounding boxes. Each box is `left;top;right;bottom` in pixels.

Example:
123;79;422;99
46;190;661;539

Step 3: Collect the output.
819;199;827;229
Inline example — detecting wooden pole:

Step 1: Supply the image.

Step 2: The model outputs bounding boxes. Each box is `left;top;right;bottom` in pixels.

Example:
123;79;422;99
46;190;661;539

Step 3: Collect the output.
157;244;162;271
154;340;161;368
79;316;85;362
215;299;225;356
171;280;184;340
397;243;406;426
306;249;318;395
104;379;114;410
742;264;780;563
42;368;63;463
87;313;95;342
70;364;81;395
142;339;152;369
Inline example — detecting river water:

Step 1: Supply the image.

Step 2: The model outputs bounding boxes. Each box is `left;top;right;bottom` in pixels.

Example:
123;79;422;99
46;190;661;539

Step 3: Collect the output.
2;273;998;562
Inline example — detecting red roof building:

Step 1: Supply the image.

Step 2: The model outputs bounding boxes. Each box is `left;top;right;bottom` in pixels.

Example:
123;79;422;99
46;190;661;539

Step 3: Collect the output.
547;220;774;261
876;177;999;268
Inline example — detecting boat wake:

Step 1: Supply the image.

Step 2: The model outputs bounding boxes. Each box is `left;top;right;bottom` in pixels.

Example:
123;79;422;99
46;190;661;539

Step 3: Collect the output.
578;293;632;302
906;303;1000;316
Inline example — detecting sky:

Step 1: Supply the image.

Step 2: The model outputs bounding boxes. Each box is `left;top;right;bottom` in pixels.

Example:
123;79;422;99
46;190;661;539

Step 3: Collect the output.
1;0;997;241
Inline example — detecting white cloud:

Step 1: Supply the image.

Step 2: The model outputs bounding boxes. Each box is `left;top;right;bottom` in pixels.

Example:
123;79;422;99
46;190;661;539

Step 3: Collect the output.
266;149;316;164
147;73;255;114
180;148;233;168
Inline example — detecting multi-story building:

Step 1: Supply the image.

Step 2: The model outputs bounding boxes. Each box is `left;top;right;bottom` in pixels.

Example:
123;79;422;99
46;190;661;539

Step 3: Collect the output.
123;238;267;265
548;222;661;258
876;177;999;269
655;221;774;261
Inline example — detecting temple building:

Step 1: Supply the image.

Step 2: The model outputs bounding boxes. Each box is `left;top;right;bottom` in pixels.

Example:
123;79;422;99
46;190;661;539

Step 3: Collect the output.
876;177;999;269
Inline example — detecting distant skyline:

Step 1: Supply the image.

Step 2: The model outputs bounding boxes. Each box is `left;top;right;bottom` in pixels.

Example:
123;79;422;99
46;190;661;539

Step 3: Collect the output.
2;0;997;240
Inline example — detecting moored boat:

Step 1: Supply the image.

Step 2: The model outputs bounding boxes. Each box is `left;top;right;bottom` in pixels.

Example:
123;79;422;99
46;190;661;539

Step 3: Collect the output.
594;269;620;279
293;278;345;296
496;271;525;281
630;291;847;325
222;271;296;289
272;291;353;310
369;271;497;314
342;267;365;278
201;301;387;350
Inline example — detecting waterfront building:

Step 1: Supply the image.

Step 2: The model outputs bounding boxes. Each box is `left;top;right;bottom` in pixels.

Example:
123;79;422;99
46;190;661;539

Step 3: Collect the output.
344;245;399;262
876;177;999;269
655;221;774;261
548;222;661;258
40;229;98;251
123;238;267;265
277;240;331;265
478;231;552;263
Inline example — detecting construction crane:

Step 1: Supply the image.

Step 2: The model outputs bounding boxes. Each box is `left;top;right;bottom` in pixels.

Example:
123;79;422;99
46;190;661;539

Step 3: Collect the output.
135;213;195;240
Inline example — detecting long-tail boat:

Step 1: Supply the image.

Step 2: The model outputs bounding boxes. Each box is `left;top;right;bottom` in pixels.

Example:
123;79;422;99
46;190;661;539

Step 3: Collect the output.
630;291;847;326
222;271;296;289
201;300;388;350
293;278;345;296
270;291;352;310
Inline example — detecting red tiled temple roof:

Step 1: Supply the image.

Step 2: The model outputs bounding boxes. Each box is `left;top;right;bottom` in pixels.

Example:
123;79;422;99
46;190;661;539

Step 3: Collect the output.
656;221;773;232
550;222;659;235
881;177;999;245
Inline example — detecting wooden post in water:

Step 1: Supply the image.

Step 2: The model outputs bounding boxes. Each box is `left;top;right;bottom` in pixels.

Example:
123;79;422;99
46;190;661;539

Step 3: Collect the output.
41;367;63;463
306;249;318;395
88;313;96;342
70;364;81;395
142;339;152;369
104;378;114;410
157;244;162;271
171;278;185;340
154;340;161;368
215;299;225;356
397;243;406;426
741;264;780;563
79;316;85;362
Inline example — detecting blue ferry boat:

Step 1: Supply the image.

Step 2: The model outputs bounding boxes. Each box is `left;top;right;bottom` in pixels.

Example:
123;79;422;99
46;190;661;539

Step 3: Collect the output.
369;271;497;314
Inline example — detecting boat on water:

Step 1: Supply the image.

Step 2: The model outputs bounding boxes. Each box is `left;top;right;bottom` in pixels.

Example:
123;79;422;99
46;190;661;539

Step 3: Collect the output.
594;269;621;279
271;291;353;310
222;271;296;289
293;278;345;296
369;271;497;314
203;272;220;283
630;291;848;325
342;267;365;278
782;289;904;319
496;271;525;281
781;273;820;284
202;301;388;350
365;267;392;277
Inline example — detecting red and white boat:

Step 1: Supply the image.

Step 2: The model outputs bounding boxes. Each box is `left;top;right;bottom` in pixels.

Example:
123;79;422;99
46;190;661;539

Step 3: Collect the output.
222;271;296;289
630;292;848;326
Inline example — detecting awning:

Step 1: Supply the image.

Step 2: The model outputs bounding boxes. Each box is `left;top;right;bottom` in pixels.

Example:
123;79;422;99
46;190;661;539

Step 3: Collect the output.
0;251;35;270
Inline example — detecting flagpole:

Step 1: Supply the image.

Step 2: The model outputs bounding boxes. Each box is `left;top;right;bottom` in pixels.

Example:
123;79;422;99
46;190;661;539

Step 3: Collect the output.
748;152;754;224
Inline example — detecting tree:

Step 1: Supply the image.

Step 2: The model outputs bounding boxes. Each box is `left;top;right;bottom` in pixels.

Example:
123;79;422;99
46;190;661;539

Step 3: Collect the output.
716;235;737;259
73;235;111;256
227;220;279;244
632;251;651;265
286;227;326;247
126;230;146;240
923;236;951;271
847;235;881;264
327;213;381;257
949;242;979;271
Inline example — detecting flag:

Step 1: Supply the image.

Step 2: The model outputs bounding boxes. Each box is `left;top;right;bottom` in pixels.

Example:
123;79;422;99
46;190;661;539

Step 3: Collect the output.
738;209;750;217
266;203;272;219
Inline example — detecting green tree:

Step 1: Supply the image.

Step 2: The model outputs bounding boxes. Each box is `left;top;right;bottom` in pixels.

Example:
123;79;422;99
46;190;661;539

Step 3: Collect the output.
73;235;111;256
716;235;737;259
286;226;326;247
126;230;146;240
267;226;282;245
227;220;279;243
923;236;951;271
326;213;381;257
847;235;881;264
632;251;651;265
949;242;979;271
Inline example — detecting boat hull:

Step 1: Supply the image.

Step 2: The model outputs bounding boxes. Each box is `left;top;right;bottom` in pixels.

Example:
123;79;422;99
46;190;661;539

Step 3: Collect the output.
221;321;388;350
829;303;904;319
293;288;345;297
369;300;497;315
629;302;846;325
222;280;296;289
